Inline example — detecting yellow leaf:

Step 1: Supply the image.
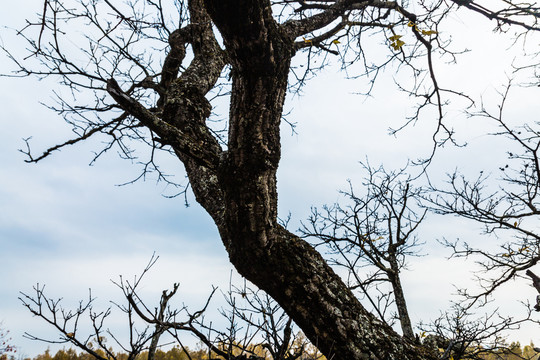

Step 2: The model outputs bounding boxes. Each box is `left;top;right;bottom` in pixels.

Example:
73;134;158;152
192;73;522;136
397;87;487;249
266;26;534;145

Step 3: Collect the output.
514;221;518;227
391;39;405;50
421;29;438;36
332;39;340;44
66;332;75;338
407;21;415;27
389;34;402;41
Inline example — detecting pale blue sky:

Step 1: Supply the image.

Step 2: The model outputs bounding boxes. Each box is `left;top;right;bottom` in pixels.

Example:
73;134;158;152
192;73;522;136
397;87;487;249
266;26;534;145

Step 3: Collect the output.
1;1;540;357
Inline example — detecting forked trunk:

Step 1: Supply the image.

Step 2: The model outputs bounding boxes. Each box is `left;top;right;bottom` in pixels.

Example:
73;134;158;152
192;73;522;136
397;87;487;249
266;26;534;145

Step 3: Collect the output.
179;0;438;358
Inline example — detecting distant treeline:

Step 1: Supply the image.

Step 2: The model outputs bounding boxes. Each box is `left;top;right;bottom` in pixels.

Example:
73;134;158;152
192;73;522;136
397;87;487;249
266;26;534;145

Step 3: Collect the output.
478;342;539;360
4;346;217;360
2;342;323;360
2;341;539;360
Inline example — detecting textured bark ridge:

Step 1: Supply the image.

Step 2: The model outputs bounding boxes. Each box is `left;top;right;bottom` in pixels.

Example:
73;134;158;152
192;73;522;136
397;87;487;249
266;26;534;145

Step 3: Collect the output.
107;0;438;358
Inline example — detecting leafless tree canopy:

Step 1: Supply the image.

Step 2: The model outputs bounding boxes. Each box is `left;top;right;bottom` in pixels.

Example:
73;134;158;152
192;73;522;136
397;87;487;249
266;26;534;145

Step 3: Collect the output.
20;256;322;360
4;0;540;359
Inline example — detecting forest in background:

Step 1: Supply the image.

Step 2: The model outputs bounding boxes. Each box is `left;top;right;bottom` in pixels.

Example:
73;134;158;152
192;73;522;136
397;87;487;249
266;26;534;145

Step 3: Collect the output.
2;340;540;360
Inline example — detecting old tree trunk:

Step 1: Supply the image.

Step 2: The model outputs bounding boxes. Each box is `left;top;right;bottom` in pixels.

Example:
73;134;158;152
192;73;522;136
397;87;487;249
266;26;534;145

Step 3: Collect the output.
105;0;437;359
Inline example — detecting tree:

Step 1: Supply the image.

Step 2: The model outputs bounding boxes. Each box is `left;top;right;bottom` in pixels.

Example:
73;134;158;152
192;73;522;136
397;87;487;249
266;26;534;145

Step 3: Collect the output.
301;163;540;359
421;82;540;358
302;164;425;341
4;0;540;359
425;83;540;309
20;256;323;360
0;323;15;356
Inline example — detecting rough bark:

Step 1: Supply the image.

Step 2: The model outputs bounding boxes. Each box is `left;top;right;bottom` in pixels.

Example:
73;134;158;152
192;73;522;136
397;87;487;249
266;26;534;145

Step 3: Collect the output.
106;0;438;358
185;1;436;359
17;0;540;357
388;264;415;340
526;270;540;311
